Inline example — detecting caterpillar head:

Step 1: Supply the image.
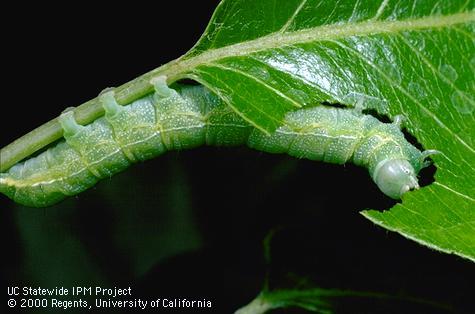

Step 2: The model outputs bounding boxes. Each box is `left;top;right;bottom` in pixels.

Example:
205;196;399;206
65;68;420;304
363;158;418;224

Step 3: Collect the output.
373;159;419;199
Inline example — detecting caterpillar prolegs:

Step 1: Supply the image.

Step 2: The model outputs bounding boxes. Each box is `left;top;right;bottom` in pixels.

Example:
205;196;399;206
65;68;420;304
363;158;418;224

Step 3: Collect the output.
0;77;436;207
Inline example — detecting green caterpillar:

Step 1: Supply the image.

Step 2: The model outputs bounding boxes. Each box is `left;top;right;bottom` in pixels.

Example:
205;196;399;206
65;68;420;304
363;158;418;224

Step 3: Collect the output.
0;77;436;207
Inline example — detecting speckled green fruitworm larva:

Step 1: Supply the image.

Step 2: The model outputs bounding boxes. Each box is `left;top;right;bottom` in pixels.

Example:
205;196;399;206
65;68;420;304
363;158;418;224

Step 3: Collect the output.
0;76;437;207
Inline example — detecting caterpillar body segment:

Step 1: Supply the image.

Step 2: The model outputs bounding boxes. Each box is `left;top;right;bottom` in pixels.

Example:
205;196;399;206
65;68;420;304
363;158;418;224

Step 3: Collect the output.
1;78;433;207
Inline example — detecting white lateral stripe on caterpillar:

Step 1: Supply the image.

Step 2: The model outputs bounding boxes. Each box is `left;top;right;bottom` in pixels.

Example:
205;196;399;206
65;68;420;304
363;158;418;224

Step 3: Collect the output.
0;124;234;189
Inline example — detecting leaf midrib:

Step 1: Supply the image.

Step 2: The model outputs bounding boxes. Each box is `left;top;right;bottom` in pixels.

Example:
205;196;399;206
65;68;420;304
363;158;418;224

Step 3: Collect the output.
170;11;474;78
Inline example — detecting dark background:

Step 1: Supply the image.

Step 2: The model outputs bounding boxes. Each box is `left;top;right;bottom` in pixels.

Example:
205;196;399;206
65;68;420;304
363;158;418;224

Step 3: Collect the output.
1;2;473;313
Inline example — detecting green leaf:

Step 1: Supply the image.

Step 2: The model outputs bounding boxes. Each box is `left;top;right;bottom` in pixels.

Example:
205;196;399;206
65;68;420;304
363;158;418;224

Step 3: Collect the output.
177;0;475;261
2;0;473;262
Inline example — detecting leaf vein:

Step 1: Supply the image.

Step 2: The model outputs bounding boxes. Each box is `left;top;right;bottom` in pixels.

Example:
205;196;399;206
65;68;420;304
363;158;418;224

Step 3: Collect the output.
207;62;303;108
433;182;475;202
371;0;390;21
279;0;308;33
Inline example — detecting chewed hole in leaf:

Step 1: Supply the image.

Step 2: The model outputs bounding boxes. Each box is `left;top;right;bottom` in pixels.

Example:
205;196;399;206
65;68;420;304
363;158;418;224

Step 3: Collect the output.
417;163;437;188
399;128;437;189
175;78;201;86
361;108;392;123
320;101;348;109
400;126;424;151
